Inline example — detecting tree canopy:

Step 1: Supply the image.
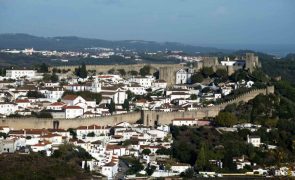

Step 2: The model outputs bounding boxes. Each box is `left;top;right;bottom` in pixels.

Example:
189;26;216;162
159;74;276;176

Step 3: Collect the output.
215;112;238;127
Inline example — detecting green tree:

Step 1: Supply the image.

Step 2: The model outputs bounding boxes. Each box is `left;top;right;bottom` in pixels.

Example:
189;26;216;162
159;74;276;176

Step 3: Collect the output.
123;99;130;111
195;142;209;171
0;68;7;76
129;70;138;76
191;73;204;84
50;72;59;83
231;70;248;82
202;67;214;78
190;94;197;100
117;69;126;76
126;90;135;101
87;132;95;137
108;68;115;74
27;91;45;98
67;128;77;139
139;65;151;77
39;63;49;73
142;149;151;155
43;73;51;82
0;132;8;139
107;99;116;114
215;112;238;127
180;168;194;178
79;63;88;79
216;69;228;78
156;148;171;155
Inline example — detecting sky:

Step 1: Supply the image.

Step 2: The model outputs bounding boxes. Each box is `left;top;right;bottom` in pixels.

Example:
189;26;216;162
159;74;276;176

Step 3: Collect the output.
0;0;295;47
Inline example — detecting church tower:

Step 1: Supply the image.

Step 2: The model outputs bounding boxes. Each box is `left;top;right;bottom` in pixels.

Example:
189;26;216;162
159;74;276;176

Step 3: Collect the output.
92;77;101;93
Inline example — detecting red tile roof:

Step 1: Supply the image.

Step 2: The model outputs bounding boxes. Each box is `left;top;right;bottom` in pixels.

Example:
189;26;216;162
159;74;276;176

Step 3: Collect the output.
50;102;66;106
62;94;78;101
64;106;82;109
15;99;30;103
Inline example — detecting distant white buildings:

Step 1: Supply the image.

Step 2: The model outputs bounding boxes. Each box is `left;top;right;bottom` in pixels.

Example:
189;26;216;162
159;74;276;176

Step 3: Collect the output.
6;69;36;79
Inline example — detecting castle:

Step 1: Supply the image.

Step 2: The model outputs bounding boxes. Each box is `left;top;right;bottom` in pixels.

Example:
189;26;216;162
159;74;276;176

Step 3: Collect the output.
50;53;261;86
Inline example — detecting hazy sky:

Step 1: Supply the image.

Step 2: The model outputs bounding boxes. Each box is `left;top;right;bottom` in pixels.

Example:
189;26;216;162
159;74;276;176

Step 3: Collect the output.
0;0;294;45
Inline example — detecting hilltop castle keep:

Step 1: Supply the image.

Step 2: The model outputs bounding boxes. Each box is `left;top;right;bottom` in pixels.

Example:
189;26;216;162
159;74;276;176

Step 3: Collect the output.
194;53;261;75
159;53;261;86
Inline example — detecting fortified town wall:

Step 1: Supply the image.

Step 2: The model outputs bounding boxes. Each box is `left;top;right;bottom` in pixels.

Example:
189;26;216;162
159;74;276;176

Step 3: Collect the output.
0;86;274;129
142;86;274;126
50;64;184;86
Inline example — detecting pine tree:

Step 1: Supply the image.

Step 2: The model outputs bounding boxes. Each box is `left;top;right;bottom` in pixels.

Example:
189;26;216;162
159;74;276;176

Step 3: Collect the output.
107;99;116;114
79;63;88;79
50;72;59;83
195;142;208;171
123;99;130;111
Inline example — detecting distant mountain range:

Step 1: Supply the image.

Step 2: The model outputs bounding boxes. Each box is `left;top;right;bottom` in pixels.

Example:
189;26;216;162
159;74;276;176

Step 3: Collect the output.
0;33;231;54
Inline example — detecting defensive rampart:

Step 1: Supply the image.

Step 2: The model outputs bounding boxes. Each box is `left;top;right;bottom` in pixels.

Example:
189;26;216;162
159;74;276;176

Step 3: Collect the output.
142;86;274;126
0;86;274;129
0;112;141;129
49;64;183;74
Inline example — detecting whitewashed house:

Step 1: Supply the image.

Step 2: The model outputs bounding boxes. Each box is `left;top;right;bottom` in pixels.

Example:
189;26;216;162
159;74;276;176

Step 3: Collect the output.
247;135;261;147
64;106;84;119
175;68;193;84
172;118;198;126
0;103;17;116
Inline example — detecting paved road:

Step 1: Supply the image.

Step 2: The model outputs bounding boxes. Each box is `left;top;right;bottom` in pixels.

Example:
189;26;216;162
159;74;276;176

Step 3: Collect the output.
115;159;129;180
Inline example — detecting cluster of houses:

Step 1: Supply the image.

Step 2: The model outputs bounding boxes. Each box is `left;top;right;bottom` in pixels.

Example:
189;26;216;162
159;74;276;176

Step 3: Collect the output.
0;67;255;119
2;119;295;179
0;122;192;179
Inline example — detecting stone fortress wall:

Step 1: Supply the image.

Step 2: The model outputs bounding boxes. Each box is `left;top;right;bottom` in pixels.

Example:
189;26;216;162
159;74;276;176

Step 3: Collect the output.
49;64;183;75
142;86;274;126
50;64;184;86
0;112;142;130
0;86;274;130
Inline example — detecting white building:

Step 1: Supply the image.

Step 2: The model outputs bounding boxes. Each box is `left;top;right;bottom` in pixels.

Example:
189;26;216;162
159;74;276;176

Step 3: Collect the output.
129;76;155;88
101;162;118;179
247;135;261;147
31;141;52;154
43;87;64;102
175;68;193;84
76;125;110;138
152;80;167;91
172;118;198;126
6;69;36;79
65;106;84;119
126;84;146;95
0;103;17;116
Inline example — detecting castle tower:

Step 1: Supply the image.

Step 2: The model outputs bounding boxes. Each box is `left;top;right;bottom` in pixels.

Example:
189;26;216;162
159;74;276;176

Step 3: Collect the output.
245;53;260;73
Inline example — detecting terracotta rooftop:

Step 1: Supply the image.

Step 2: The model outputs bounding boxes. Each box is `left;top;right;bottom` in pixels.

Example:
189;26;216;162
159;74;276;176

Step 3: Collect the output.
62;94;78;101
15;99;30;103
64;106;83;109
